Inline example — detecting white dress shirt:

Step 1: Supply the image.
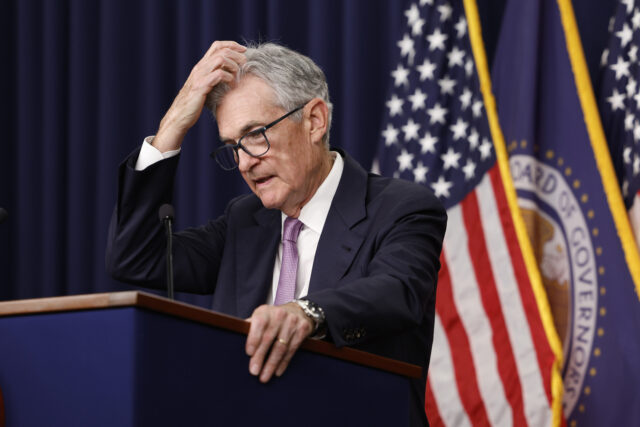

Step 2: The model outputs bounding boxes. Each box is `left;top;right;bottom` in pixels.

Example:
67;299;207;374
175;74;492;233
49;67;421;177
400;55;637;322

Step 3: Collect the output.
266;151;343;304
135;136;181;170
135;138;344;305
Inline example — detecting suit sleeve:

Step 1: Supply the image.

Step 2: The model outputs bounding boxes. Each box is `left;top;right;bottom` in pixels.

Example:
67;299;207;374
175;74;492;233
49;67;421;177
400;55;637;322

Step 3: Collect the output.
105;148;226;294
307;184;447;350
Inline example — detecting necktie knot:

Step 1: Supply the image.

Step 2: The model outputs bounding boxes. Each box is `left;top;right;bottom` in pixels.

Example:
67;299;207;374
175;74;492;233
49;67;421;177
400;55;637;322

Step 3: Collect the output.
282;217;303;243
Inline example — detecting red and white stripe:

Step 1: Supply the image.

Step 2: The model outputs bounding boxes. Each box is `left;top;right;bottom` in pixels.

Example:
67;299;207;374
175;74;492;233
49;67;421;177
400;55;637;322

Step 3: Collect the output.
426;166;555;427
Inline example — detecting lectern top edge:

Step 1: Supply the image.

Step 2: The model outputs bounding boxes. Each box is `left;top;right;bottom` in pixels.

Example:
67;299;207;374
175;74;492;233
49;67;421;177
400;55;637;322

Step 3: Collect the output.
0;291;422;379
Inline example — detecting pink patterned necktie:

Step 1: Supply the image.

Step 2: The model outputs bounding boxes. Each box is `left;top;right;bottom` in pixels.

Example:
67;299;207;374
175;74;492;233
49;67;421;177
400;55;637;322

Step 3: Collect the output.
274;217;304;305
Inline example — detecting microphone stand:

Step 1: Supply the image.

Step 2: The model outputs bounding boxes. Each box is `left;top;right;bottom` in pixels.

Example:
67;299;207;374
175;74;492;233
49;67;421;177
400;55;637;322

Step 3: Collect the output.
158;204;175;300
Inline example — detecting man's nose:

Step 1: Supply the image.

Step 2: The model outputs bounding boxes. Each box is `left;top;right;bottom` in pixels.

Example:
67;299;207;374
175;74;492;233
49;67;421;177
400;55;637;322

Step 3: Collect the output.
237;149;260;172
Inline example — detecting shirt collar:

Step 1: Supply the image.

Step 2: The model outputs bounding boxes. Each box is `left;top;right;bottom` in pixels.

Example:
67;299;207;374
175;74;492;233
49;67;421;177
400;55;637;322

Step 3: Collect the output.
281;151;344;235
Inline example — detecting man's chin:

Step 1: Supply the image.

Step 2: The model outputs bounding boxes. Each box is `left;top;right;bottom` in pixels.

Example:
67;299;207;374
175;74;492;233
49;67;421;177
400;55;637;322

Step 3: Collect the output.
256;193;282;211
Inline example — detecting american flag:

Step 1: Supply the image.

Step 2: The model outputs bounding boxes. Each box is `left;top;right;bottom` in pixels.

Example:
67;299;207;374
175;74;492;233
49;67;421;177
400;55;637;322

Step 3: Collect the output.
375;1;560;425
598;0;640;249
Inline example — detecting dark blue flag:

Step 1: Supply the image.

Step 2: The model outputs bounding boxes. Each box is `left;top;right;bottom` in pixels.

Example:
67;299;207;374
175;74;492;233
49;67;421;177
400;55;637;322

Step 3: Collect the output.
493;0;640;425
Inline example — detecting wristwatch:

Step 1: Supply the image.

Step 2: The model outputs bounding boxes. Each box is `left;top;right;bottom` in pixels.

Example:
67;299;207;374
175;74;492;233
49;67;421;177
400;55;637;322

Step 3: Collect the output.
295;299;326;338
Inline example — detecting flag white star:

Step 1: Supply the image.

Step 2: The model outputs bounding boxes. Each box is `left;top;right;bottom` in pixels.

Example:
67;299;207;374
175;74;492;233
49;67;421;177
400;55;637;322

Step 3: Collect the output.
437;3;453;22
431;176;453;198
459;87;472;110
472;99;484;117
447;46;465;68
413;161;428;183
455;17;467;38
419;132;438;154
381;124;399;146
404;3;420;25
633;9;640;30
628;77;638;97
370;158;380;175
465;59;474;77
419;0;433;5
397;149;415;171
622;0;634;14
624;146;632;163
417;59;437;81
441;147;461;169
634;89;640;108
630;45;639;63
426;28;448;51
386;94;404;116
468;128;479;149
397;34;416;64
402;118;421;141
409;88;428;111
462;159;476;180
450;118;468;140
607;88;626;111
479;138;493;160
623;179;629;196
438;75;457;95
616;23;634;47
609;16;615;33
610;56;631;80
412;17;426;36
635;154;640;175
625;112;635;130
391;64;410;87
601;48;610;67
427;103;448;124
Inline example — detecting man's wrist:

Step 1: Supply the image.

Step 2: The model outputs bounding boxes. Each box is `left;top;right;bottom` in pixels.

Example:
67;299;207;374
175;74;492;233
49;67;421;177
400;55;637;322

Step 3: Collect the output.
295;299;326;339
153;122;186;153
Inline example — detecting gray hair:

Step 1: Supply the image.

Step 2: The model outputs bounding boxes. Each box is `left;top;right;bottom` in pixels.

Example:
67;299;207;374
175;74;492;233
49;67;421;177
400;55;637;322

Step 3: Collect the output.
206;42;333;147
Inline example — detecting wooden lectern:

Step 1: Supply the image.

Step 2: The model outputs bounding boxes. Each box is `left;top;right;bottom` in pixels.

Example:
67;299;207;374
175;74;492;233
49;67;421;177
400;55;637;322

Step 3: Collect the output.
0;291;420;426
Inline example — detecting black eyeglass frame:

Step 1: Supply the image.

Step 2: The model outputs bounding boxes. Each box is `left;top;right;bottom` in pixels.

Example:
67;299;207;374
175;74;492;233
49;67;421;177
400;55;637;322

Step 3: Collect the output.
210;104;306;170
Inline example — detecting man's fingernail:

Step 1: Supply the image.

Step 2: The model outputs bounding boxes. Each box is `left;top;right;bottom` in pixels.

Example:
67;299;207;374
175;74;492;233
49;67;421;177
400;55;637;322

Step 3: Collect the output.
250;363;259;375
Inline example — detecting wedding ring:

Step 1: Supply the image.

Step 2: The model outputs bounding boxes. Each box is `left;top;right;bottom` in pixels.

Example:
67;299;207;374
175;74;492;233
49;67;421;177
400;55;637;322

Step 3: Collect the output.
277;338;288;345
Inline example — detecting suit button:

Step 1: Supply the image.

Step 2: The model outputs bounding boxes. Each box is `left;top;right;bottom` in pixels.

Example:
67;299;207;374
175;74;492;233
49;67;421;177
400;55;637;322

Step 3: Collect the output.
346;329;356;341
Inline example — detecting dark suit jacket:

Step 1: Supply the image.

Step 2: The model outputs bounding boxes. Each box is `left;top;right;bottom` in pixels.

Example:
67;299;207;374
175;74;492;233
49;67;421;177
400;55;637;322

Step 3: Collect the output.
106;148;446;426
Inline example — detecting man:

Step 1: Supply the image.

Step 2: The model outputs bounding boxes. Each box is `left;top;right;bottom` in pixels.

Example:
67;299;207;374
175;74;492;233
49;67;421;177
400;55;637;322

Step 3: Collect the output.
106;41;446;426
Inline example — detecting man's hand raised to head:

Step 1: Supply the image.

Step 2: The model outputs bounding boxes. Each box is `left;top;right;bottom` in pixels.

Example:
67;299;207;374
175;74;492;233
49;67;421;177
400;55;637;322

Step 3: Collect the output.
153;41;247;153
245;302;314;383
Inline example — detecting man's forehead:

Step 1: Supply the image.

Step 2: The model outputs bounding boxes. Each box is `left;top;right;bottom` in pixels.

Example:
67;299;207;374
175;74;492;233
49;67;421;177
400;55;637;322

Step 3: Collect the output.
216;77;281;138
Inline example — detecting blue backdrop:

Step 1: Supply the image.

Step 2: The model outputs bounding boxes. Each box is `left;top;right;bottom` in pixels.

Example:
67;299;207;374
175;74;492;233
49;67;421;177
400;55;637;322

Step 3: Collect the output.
0;0;613;306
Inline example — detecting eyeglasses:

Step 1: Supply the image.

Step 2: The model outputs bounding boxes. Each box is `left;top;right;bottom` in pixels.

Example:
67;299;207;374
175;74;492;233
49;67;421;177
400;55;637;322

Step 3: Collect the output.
210;104;305;170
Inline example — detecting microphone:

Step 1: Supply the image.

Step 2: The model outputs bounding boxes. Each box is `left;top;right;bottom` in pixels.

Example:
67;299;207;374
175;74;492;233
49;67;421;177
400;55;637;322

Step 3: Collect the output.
158;204;175;300
0;208;7;224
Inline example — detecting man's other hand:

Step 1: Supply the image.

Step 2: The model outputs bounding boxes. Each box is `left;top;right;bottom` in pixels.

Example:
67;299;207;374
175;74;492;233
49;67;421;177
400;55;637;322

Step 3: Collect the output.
245;302;314;383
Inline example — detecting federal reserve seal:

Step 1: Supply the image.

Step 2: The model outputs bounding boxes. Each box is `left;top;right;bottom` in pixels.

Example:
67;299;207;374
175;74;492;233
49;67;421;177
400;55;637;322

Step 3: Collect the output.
510;153;599;417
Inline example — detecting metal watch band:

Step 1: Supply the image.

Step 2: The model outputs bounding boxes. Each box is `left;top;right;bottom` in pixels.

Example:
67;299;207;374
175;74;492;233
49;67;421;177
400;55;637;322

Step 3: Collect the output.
295;299;326;337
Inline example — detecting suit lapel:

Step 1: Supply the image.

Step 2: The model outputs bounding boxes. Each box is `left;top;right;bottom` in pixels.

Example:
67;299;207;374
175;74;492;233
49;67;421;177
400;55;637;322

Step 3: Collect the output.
232;151;369;309
309;151;368;293
235;208;281;317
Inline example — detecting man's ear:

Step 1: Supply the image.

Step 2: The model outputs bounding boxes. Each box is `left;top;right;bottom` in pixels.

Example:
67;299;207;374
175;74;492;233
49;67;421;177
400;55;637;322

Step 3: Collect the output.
305;98;329;145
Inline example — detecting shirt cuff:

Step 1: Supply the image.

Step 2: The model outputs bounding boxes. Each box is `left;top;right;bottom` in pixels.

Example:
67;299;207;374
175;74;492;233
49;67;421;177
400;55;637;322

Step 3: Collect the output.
135;136;181;171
